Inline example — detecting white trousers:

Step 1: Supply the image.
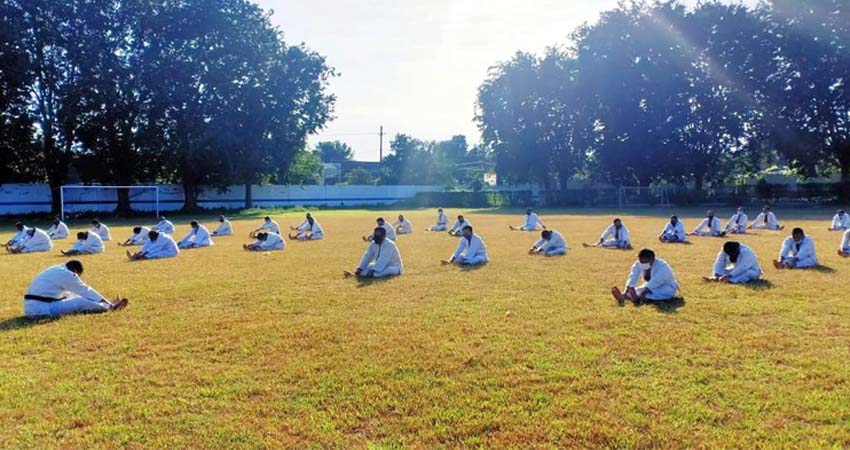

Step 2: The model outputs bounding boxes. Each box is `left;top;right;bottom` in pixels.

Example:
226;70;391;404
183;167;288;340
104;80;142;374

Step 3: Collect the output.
297;233;323;241
429;225;447;231
722;268;761;284
751;224;780;230
24;297;109;319
635;284;677;301
781;256;817;269
601;240;629;248
457;255;488;265
543;247;567;256
369;265;402;278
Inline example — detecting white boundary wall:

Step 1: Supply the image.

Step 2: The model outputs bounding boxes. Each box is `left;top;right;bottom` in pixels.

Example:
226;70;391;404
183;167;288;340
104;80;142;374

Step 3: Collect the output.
0;184;444;215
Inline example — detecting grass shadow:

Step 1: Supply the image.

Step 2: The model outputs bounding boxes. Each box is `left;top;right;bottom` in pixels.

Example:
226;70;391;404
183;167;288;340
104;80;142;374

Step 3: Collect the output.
741;279;774;291
811;265;836;274
355;276;398;288
638;297;686;314
458;263;488;272
661;240;693;245
0;316;56;332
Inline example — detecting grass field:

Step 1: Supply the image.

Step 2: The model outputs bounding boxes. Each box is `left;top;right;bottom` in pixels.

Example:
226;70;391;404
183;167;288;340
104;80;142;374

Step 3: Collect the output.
1;208;850;448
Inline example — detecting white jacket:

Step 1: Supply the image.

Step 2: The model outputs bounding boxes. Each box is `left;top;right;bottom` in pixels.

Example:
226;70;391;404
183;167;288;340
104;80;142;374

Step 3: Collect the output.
358;239;403;273
69;232;104;254
452;234;488;262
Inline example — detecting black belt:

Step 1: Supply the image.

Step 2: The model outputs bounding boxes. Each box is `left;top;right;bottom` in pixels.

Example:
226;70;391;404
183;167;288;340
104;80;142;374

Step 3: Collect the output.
24;294;65;303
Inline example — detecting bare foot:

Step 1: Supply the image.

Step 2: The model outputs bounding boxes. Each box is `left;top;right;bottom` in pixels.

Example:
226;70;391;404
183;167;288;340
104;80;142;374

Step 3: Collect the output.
773;260;782;270
111;298;129;311
441;260;451;266
125;250;132;260
343;271;354;279
611;287;626;307
582;243;592;248
702;276;716;282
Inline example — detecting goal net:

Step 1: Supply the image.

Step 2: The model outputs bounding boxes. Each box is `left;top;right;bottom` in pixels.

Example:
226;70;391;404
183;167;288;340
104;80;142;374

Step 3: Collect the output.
618;186;671;209
60;185;161;220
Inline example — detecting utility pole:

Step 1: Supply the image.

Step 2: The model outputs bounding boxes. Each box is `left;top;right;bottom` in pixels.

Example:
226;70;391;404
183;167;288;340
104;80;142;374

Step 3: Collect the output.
378;125;384;162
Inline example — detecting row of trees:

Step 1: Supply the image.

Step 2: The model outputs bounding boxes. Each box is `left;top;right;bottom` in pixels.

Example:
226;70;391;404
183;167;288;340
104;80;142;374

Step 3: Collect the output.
0;0;336;211
476;0;850;194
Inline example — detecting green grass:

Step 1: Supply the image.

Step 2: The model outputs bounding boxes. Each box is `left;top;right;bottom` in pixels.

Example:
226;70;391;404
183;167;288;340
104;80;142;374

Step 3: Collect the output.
1;208;850;447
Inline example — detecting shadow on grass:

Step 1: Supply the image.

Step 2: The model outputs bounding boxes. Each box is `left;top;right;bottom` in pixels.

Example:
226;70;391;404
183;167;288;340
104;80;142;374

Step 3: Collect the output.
811;265;836;274
638;297;686;314
661;240;693;245
0;316;56;332
741;279;774;291
354;276;397;288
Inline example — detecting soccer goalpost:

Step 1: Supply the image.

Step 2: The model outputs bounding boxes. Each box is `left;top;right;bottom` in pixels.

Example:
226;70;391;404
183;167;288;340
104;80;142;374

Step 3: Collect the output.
60;185;161;220
618;186;671;209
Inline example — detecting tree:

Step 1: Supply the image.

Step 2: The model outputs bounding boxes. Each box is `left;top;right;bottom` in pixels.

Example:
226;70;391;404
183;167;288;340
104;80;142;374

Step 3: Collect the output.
282;150;323;185
345;167;376;185
314;141;354;163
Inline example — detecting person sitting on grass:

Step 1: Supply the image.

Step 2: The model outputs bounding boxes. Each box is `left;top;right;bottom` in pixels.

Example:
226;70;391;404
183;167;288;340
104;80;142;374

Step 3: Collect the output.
251;216;280;238
689;210;725;237
8;228;52;254
529;230;567;256
394;214;413;235
584;218;632;249
839;229;850;258
47;217;70;240
244;232;285;251
748;206;784;231
363;217;396;242
90;219;112;241
345;227;403;279
61;231;104;256
442;225;488;266
212;215;232;236
427;208;449;231
703;241;762;284
448;215;471;237
118;226;151;247
659;215;687;243
510;208;547;231
774;227;817;270
5;222;30;250
830;210;849;231
126;230;179;261
611;248;679;306
726;207;749;234
177;221;213;249
289;213;324;241
152;216;175;234
23;260;127;319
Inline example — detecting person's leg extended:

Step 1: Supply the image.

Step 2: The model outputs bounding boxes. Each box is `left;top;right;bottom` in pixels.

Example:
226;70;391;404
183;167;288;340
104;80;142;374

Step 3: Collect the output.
48;296;110;318
545;247;567;256
373;266;401;278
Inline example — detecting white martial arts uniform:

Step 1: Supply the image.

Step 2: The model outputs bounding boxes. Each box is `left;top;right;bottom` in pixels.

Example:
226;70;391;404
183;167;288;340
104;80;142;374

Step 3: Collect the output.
213;220;232;236
91;224;111;241
449;219;471;235
831;214;850;231
19;229;53;253
693;217;724;237
127;226;151;245
8;227;30;246
430;212;449;231
842;229;850;254
779;235;818;268
660;221;687;242
23;264;110;318
394;219;413;235
750;212;781;230
295;220;324;240
154;219;175;234
599;224;631;248
451;234;489;265
178;225;213;249
139;234;179;259
261;220;281;235
48;222;70;240
252;232;285;250
726;212;749;234
68;233;104;254
357;239;404;278
533;231;567;256
626;258;679;301
713;244;762;284
518;212;543;231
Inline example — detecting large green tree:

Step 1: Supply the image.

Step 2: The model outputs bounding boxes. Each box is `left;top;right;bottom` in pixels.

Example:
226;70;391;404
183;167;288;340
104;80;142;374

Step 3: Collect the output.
314;141;354;163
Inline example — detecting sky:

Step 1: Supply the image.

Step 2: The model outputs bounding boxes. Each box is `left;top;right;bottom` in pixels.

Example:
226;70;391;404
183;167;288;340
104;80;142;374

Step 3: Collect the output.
253;0;758;161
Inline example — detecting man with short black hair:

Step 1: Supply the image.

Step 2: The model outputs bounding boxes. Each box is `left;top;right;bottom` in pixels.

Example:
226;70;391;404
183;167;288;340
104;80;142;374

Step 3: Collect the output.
448;215;471;237
212;215;233;236
61;231;104;256
152;216;175;234
830;210;850;231
126;230;179;260
5;222;29;250
244;231;286;251
442;225;488;266
427;208;449;232
394;214;413;235
289;213;324;240
363;217;397;242
119;226;151;247
510;208;546;231
23;261;127;318
529;230;567;256
585;218;631;249
90;219;112;241
252;216;280;238
690;210;725;237
726;207;749;234
8;228;52;254
703;241;762;284
177;221;213;249
659;216;687;243
774;227;817;269
611;248;679;306
345;227;403;279
47;217;70;240
749;206;783;231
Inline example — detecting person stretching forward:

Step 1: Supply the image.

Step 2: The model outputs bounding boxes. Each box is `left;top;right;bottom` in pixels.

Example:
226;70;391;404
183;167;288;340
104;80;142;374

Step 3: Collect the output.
212;215;233;236
23;260;127;319
118;226;151;247
529;230;567;256
289;213;324;241
659;216;687;243
830;210;849;231
774;227;817;270
8;228;52;254
839;229;850;258
427;208;449;231
47;217;70;240
61;231;104;256
127;230;179;261
244;232;285;251
510;208;546;231
703;241;762;284
584;218;632;249
177;221;214;249
442;225;489;266
611;248;679;306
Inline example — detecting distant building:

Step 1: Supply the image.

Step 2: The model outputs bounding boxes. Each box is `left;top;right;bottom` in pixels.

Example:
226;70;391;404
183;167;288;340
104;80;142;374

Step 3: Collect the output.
322;161;382;185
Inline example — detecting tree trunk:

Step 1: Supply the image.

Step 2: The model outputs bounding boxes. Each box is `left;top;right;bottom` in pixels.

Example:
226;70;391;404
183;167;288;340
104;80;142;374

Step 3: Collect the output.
839;150;850;203
182;178;198;210
116;188;132;215
244;183;253;209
